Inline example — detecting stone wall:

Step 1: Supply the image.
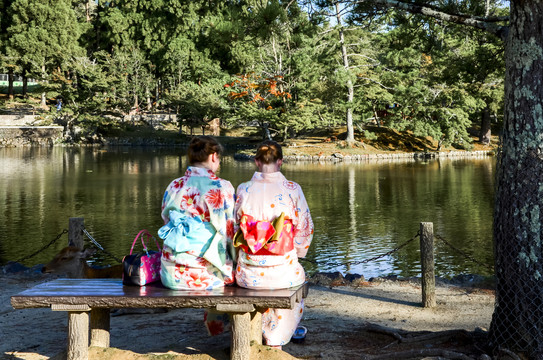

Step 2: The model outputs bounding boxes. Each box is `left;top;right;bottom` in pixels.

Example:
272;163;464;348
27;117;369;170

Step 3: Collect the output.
122;113;177;129
123;114;221;136
0;114;40;126
0;126;64;147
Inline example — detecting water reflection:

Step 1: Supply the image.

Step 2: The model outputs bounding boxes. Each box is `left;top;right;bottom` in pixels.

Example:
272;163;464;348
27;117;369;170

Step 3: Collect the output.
0;147;495;279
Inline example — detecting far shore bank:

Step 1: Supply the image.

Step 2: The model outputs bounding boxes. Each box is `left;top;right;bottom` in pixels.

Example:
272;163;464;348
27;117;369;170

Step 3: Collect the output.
0;115;500;161
1;138;497;164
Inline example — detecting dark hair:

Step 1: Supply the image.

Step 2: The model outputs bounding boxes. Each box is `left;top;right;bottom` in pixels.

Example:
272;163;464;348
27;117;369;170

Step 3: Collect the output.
255;140;283;164
187;136;223;165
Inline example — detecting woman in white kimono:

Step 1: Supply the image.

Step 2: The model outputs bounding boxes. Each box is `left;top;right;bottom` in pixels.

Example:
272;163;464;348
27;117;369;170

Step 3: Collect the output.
234;140;314;348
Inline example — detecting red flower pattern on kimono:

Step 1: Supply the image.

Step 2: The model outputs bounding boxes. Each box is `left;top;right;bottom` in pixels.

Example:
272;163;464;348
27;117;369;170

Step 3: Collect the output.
185;270;214;289
172;179;184;191
196;257;209;267
207;169;219;180
174;264;187;279
162;250;172;261
194;206;210;222
187;205;206;219
180;188;200;212
205;188;224;209
283;180;298;190
226;219;235;239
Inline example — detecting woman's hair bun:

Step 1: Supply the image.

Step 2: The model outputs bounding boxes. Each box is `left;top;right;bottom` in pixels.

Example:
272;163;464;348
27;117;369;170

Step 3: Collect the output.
187;136;222;165
255;140;283;164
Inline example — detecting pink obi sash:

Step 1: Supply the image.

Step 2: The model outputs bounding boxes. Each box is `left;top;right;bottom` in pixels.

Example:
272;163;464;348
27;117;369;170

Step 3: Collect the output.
233;213;295;256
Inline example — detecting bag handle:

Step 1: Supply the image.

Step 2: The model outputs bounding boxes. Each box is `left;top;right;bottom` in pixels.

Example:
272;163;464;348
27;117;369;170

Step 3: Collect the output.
129;229;162;255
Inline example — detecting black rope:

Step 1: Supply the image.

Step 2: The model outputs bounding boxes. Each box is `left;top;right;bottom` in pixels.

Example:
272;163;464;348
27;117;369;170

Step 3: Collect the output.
82;228;123;263
13;229;68;263
435;234;494;272
300;231;420;268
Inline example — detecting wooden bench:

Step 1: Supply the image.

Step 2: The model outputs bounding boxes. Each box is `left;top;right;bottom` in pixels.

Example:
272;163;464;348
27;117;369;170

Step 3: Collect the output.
11;278;308;360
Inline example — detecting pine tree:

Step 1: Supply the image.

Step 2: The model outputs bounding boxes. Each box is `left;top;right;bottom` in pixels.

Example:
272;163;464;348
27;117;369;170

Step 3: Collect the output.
5;0;84;99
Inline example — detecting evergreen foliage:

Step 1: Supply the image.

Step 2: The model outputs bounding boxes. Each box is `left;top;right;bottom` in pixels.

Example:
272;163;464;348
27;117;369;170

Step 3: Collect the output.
0;0;506;147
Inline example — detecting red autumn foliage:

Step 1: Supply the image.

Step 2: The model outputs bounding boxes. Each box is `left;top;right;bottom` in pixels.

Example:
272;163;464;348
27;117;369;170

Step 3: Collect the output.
225;73;291;110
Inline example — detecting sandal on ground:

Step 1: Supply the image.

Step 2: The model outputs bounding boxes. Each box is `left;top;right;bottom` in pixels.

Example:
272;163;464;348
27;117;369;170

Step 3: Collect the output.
291;325;308;343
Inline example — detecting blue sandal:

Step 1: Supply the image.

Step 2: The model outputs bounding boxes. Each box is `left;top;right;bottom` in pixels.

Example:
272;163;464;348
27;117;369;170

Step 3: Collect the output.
291;326;307;343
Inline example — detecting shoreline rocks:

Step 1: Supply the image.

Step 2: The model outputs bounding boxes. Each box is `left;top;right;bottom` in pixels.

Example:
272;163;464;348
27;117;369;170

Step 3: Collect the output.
235;150;494;163
308;271;496;290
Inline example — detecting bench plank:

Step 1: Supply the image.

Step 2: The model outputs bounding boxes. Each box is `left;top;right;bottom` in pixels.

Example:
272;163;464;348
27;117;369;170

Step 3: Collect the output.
11;279;303;309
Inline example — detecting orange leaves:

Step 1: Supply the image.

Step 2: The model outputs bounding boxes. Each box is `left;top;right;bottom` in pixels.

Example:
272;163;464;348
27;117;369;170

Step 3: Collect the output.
421;53;432;65
269;81;277;95
229;91;248;100
225;73;291;110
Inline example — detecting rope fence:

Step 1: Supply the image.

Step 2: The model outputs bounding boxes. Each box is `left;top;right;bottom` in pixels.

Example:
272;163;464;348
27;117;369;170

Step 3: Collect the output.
300;231;421;268
82;228;122;263
13;228;68;264
10;218;494;308
13;219;493;278
435;234;494;272
299;229;493;275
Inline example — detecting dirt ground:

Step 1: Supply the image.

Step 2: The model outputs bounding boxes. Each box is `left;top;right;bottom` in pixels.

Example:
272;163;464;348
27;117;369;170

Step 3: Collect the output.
223;124;499;157
1;268;496;360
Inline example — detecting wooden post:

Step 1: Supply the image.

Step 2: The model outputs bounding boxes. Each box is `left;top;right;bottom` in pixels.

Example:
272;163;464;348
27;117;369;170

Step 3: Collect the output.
231;312;251;360
90;308;110;347
420;222;436;308
67;311;89;360
69;217;85;249
250;309;263;345
216;303;255;360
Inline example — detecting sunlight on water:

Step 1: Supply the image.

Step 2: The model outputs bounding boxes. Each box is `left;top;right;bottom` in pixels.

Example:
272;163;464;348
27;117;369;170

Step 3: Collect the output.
0;147;495;279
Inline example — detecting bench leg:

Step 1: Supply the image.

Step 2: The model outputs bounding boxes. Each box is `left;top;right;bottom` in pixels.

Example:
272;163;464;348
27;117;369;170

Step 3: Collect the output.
250;310;263;345
67;311;89;360
231;312;251;360
90;308;110;347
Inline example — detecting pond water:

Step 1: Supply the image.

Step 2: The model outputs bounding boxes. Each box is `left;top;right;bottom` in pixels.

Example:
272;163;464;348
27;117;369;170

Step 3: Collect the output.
0;146;495;279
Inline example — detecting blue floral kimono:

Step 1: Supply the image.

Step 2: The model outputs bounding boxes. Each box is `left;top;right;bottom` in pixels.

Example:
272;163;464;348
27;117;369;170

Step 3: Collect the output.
159;166;236;290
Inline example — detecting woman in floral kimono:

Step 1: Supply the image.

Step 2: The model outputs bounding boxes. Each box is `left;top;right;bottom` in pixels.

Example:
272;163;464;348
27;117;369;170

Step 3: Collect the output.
234;140;314;348
158;136;236;334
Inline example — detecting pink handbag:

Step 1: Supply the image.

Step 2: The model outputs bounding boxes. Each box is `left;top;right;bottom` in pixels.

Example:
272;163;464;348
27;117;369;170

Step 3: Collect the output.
122;229;162;286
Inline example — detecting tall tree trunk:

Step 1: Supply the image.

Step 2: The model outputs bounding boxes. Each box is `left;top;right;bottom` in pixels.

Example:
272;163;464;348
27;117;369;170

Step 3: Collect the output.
490;2;543;357
336;2;355;143
155;79;160;108
479;106;491;145
22;72;28;98
86;0;91;22
95;1;101;51
41;65;46;108
146;86;152;110
7;69;14;100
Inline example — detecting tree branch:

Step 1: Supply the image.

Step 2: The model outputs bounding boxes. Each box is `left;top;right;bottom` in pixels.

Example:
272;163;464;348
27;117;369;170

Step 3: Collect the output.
356;76;395;90
351;0;508;41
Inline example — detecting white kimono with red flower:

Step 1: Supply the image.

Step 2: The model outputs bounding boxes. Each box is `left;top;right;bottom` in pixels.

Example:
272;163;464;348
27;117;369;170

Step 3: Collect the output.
234;171;314;346
159;166;236;291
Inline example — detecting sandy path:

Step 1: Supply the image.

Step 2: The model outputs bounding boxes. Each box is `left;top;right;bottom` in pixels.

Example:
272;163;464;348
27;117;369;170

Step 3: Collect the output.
1;271;494;360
